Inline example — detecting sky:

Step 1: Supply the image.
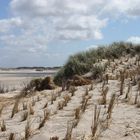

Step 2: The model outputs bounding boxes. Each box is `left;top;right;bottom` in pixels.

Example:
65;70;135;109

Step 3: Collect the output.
0;0;140;67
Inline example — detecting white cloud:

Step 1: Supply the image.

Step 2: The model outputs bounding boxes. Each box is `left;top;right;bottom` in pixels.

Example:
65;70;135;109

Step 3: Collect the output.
0;17;22;33
127;36;140;44
10;0;109;41
9;0;140;42
1;0;140;67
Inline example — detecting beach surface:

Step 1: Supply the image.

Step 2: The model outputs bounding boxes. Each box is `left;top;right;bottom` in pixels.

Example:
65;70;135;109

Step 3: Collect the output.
0;69;58;91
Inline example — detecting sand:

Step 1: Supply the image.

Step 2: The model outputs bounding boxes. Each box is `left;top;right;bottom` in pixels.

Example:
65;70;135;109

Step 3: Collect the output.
0;56;140;140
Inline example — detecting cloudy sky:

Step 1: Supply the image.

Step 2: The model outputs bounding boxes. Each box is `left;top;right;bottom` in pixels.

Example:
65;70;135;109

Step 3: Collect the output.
0;0;140;67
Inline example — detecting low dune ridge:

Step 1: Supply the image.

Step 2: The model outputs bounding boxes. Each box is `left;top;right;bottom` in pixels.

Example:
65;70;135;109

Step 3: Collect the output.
0;53;140;140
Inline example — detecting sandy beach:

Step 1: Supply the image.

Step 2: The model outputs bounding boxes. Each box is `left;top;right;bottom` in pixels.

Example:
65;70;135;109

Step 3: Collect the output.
0;69;58;91
0;56;139;140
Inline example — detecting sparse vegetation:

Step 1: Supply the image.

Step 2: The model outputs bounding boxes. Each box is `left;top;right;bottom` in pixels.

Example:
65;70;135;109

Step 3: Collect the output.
91;105;101;138
64;121;74;140
38;109;50;129
50;136;59;140
119;70;125;95
25;118;31;140
69;86;76;96
11;98;20;118
0;105;4;117
99;86;109;105
54;42;140;85
74;107;81;120
0;83;9;93
0;42;140;139
43;102;48;109
107;94;116;119
8;133;15;140
21;111;28;122
1;120;6;131
22;102;27;110
21;76;56;95
28;104;34;115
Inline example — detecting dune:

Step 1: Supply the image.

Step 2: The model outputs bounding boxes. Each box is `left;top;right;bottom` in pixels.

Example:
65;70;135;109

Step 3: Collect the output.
0;54;139;140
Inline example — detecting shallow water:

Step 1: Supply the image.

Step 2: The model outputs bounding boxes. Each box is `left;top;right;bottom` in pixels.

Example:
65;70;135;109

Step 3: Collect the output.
0;72;52;78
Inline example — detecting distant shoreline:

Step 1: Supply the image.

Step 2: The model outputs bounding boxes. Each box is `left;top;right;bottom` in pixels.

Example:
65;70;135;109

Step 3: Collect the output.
0;66;61;71
0;68;59;91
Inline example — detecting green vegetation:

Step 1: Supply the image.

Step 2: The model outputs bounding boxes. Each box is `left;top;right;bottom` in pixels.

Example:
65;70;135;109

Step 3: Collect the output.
54;42;140;85
22;76;55;96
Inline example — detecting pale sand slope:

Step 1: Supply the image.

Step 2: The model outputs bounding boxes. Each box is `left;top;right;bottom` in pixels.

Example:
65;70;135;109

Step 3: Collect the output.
0;56;139;140
0;79;139;140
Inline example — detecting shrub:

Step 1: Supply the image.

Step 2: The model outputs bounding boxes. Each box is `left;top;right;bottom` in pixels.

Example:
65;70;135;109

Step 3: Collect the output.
91;65;104;80
54;42;140;85
11;98;20;118
1;120;6;131
21;76;56;95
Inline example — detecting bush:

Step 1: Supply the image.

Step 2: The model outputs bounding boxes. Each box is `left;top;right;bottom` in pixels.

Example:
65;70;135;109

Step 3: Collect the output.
91;65;104;79
22;76;56;95
53;68;65;86
54;42;140;86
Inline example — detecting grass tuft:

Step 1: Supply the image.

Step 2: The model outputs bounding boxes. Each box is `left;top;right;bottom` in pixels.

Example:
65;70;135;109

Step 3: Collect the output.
11;99;20;118
22;102;27;110
1;120;6;131
25;117;31;140
0;105;4;117
38;109;50;129
50;136;59;140
91;105;101;138
107;94;116;119
21;111;28;122
64;121;74;140
8;133;15;140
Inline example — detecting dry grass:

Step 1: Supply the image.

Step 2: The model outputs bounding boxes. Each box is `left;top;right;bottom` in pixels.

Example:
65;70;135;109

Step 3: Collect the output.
11;98;20;118
69;86;76;96
91;105;101;138
107;94;116;119
89;82;94;91
8;133;15;140
125;81;131;99
1;120;6;131
64;121;74;140
120;71;125;95
25;118;31;140
0;105;4;117
50;136;59;140
31;98;35;106
21;111;28;122
43;102;48;109
57;101;64;110
63;95;71;106
37;96;41;102
28;104;34;115
23;102;27;110
136;100;140;108
73;107;81;128
51;93;57;104
75;107;81;120
99;86;109;105
81;97;88;112
105;74;109;84
38;109;50;129
134;92;139;104
85;87;89;96
138;81;140;92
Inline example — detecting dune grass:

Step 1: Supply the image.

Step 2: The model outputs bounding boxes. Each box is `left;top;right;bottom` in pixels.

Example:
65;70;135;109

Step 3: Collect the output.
54;42;140;85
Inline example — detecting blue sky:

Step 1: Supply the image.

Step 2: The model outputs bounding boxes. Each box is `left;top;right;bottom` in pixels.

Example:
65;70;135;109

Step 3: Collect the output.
0;0;140;67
